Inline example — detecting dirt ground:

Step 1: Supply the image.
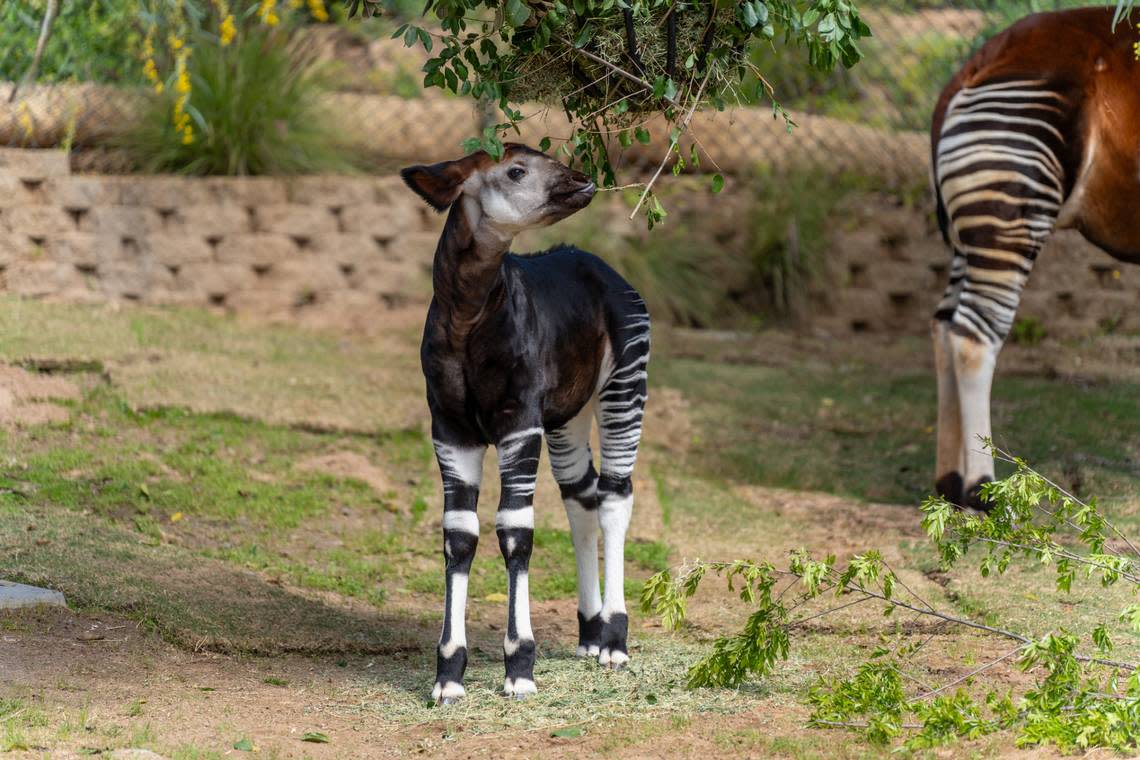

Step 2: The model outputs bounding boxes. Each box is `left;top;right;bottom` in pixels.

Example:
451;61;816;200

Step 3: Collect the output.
1;298;1137;759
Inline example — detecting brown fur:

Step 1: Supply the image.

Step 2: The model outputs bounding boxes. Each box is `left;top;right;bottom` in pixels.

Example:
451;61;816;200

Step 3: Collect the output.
931;7;1140;262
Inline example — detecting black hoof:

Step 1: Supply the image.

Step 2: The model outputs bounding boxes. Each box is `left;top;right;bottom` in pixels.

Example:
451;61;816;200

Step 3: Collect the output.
935;471;963;506
963;476;994;512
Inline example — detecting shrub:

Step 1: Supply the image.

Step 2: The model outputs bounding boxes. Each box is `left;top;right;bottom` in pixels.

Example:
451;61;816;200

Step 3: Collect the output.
122;25;358;176
0;0;144;85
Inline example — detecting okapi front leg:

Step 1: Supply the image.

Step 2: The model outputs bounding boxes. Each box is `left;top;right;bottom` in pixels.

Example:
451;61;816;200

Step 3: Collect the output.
432;438;486;705
495;427;543;698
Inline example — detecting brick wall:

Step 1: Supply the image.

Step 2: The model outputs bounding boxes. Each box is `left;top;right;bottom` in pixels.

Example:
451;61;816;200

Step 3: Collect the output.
0;148;440;323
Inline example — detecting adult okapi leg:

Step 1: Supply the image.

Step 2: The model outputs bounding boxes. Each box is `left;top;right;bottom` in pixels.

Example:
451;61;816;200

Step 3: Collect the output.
494;426;543;698
546;405;603;657
932;254;967;504
431;430;487;704
935;79;1066;508
595;294;650;668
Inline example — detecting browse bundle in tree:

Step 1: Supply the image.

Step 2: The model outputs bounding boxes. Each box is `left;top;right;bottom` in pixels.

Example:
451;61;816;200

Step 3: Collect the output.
370;0;871;223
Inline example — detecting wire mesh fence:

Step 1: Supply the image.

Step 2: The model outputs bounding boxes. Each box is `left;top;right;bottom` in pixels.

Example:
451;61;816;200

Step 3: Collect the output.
0;0;1100;185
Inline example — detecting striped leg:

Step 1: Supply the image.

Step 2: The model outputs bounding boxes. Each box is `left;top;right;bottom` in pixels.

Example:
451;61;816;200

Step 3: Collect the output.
495;426;543;698
595;297;650;669
934;79;1065;509
546;404;603;657
431;436;486;704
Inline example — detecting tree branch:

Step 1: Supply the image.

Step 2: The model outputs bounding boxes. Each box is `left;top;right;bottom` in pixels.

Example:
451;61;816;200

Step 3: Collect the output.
628;69;711;220
9;0;58;104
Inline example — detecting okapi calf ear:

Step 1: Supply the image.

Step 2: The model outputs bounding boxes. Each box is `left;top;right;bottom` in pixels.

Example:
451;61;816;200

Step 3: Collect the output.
400;153;488;212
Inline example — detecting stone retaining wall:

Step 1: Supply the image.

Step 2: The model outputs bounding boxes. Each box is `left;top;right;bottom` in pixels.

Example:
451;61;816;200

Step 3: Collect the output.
812;194;1139;339
1;148;1136;339
0;148;440;323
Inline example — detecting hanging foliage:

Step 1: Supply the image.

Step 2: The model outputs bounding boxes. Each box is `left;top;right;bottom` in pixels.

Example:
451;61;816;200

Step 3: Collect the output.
364;0;870;224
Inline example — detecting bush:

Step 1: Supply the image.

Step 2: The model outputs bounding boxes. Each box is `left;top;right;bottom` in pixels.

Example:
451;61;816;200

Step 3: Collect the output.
0;0;144;85
122;25;359;176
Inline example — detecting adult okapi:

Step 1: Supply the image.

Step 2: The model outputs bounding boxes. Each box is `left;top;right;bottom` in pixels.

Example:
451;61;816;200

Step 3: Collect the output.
930;6;1139;510
400;145;650;703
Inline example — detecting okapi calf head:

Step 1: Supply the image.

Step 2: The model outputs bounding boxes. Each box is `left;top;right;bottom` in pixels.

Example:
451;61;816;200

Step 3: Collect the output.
400;143;596;233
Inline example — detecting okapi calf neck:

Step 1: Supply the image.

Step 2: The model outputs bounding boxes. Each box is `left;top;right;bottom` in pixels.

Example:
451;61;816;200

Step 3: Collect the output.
401;144;651;703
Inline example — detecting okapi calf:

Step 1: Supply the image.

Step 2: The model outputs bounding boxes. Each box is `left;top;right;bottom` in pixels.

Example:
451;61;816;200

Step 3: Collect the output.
930;6;1140;509
400;144;650;703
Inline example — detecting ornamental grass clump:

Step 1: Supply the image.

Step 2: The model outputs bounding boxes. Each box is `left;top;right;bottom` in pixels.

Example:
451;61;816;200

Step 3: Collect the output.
124;23;358;175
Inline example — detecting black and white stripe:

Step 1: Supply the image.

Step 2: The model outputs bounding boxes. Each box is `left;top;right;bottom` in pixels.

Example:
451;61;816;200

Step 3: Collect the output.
934;79;1068;344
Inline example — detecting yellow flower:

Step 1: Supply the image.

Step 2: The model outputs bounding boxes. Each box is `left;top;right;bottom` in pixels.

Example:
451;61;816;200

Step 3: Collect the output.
17;101;33;140
182;127;195;145
258;0;279;25
219;14;236;45
307;0;329;21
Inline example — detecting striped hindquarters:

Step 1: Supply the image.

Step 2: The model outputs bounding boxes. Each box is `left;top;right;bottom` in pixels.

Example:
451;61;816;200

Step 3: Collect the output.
934;78;1070;344
596;289;650;483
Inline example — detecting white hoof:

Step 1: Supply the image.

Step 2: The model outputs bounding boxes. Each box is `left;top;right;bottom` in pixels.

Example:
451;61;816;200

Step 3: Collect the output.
598;649;629;669
503;677;537;699
432;681;465;705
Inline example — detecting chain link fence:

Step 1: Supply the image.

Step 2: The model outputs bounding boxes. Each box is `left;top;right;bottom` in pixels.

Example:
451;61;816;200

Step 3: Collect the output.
0;0;1095;186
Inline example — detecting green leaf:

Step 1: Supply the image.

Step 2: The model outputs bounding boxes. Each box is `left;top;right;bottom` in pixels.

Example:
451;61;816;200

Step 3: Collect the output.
416;27;433;53
742;1;758;28
634;126;651;145
233;738;254;752
551;727;584;738
574;22;593;48
301;732;330;744
710;173;725;193
507;0;531;26
539;136;551;152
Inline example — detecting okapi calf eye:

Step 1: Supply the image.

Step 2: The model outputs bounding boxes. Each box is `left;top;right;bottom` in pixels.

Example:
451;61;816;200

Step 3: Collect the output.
507;167;526;182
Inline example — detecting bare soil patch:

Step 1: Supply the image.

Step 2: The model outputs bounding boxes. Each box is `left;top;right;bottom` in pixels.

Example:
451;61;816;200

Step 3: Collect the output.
0;363;81;427
297;451;396;500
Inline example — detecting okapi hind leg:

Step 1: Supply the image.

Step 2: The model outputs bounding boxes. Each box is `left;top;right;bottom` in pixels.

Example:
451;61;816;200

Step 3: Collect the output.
594;293;650;670
546;405;603;658
932;253;967;505
933;77;1065;510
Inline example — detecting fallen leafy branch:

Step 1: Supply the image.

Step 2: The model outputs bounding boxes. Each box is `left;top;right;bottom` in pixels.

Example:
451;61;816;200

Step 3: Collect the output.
641;447;1140;751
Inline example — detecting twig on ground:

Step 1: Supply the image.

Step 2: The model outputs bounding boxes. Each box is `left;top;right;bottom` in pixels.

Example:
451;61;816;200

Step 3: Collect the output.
909;646;1023;702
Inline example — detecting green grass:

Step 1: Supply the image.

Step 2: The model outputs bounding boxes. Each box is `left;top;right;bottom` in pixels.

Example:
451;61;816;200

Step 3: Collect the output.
2;297;1138;756
4;385;388;530
655;355;1140;508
